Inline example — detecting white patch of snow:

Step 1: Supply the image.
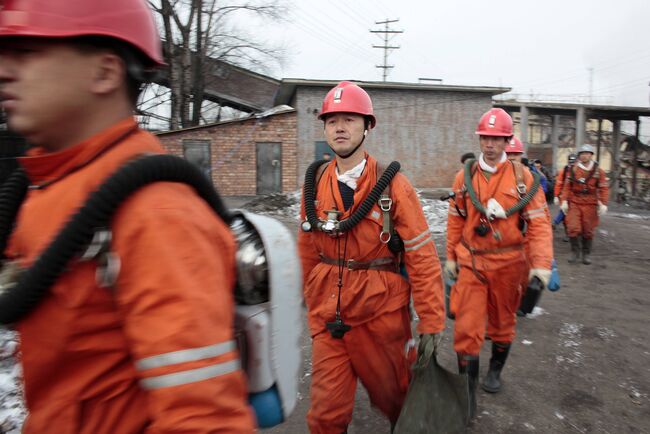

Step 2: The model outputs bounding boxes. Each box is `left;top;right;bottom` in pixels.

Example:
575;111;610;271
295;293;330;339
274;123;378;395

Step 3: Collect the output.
523;422;536;430
556;323;584;367
527;306;547;318
555;412;565;420
522;340;533;345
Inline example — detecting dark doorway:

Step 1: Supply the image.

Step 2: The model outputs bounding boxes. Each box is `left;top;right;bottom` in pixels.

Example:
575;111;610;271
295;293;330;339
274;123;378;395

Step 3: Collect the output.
256;142;282;194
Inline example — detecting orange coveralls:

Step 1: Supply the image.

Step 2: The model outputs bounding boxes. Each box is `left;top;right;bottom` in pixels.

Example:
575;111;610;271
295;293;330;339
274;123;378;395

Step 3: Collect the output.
298;154;445;434
6;118;255;433
447;160;552;356
554;166;569;198
560;163;609;239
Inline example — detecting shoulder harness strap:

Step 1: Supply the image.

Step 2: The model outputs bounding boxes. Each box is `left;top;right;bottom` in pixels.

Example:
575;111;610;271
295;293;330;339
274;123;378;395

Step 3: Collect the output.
511;160;527;197
377;162;394;244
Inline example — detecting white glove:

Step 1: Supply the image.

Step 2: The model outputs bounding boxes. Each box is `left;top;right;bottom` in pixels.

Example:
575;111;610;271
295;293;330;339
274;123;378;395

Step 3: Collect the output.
553;196;560;206
598;201;608;216
444;260;458;280
560;200;569;214
486;198;507;220
529;268;552;290
415;333;443;369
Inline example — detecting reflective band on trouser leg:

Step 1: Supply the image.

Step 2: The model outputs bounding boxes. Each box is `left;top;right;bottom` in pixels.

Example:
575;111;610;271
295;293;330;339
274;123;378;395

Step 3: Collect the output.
403;229;432;252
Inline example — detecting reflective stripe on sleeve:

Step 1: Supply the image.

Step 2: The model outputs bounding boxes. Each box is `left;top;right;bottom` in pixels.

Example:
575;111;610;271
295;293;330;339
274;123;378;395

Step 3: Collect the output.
522;208;547;219
135;340;236;371
404;230;433;252
140;359;241;390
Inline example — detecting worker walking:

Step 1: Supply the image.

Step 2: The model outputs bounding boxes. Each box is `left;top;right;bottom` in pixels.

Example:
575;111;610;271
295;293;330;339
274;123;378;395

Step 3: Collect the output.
446;108;553;416
560;144;609;265
298;81;446;434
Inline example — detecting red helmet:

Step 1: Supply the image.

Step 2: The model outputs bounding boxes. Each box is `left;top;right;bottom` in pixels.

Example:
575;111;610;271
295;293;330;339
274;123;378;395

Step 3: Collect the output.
475;108;513;137
318;81;376;129
0;0;164;66
505;136;524;154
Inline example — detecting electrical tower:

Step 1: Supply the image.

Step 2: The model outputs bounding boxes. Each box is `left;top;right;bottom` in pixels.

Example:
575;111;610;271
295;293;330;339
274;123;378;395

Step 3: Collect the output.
370;19;403;81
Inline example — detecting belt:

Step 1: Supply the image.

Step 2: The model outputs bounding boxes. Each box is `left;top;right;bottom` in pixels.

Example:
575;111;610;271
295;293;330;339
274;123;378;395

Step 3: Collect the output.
319;254;399;273
460;238;524;284
460;238;523;255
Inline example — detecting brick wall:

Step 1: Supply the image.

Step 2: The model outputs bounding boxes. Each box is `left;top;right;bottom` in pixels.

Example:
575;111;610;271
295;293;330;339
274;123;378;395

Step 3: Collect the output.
294;86;494;188
157;111;298;196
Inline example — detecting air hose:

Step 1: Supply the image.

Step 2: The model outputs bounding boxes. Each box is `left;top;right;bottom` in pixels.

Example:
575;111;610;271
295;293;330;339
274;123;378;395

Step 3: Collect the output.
303;159;401;233
463;158;541;217
0;169;29;261
0;154;232;325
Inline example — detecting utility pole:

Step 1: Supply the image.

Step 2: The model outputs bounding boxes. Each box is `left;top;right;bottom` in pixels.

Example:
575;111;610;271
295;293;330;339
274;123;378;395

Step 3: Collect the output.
588;67;594;104
370;19;403;81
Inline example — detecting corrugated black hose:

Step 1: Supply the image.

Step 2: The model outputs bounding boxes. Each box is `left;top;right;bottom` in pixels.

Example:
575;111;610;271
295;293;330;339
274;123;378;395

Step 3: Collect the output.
0;154;232;325
0;169;29;260
303;159;401;233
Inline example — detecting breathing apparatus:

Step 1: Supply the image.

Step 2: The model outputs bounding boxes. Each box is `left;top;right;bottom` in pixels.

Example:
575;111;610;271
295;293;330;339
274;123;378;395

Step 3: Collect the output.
0;155;300;428
462;158;541;238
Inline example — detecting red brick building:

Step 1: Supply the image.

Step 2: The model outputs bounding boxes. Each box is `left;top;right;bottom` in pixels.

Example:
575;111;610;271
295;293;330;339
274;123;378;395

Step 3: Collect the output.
157;107;297;196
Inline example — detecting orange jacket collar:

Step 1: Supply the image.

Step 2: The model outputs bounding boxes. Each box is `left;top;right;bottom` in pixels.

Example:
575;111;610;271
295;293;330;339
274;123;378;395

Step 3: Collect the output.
19;117;138;184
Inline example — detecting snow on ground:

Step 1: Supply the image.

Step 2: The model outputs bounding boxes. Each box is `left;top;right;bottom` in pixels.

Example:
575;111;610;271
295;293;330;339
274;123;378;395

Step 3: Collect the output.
0;330;24;433
242;189;450;234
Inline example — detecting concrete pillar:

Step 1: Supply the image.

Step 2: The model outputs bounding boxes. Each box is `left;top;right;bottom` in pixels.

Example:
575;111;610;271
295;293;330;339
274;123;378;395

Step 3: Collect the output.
551;115;560;175
596;118;603;161
520;105;529;153
632;118;640;196
610;120;621;202
575;107;586;149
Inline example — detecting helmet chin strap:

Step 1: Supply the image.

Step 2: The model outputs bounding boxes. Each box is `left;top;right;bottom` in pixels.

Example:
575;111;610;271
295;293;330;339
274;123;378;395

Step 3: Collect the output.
333;130;367;159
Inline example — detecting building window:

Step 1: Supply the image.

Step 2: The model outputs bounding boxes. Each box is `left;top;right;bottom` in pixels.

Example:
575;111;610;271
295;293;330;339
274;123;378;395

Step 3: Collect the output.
183;140;211;179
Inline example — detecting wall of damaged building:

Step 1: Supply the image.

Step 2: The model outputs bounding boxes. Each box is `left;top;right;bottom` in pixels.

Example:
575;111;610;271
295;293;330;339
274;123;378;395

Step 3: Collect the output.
293;86;494;188
157;111;298;196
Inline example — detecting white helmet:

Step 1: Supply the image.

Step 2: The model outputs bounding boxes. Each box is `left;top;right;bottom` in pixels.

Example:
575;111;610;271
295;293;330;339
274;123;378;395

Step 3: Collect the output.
577;144;595;155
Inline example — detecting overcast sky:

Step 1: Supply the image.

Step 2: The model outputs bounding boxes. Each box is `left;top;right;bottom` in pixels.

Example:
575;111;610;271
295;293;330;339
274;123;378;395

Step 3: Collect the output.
262;0;650;108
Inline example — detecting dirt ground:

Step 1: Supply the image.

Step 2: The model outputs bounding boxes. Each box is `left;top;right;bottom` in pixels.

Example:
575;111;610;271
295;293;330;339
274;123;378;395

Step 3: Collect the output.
246;196;650;434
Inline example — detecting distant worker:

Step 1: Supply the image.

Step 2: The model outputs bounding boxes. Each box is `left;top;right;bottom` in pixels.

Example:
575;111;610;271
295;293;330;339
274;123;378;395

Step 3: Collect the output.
446;109;552;416
552;153;577;241
560;145;609;265
298;81;446;433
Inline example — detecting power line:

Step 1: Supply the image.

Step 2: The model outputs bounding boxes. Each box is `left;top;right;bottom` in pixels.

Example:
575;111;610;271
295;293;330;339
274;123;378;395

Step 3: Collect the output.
370;18;403;81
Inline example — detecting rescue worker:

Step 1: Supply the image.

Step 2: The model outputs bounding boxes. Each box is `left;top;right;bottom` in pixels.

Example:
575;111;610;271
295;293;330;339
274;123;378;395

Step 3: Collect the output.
560;144;609;265
445;108;552;415
0;1;255;432
552;153;577;241
298;81;446;434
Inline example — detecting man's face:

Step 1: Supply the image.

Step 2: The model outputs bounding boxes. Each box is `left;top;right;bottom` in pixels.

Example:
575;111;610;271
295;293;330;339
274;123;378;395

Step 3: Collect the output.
578;152;592;164
324;113;366;157
479;135;508;164
534;161;542;169
0;38;96;145
507;152;523;162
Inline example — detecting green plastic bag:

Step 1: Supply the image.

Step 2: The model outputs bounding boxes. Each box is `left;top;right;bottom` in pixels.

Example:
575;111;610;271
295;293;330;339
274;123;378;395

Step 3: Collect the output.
393;355;470;434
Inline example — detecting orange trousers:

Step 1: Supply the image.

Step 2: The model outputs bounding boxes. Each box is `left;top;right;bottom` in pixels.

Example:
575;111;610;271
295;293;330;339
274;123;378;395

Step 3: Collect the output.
566;202;599;239
307;307;414;434
453;263;525;356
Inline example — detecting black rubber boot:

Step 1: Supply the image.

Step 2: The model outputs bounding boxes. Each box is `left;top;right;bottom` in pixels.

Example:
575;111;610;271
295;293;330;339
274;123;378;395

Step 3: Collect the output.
482;342;511;393
568;237;580;264
582;238;592;265
458;354;479;419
